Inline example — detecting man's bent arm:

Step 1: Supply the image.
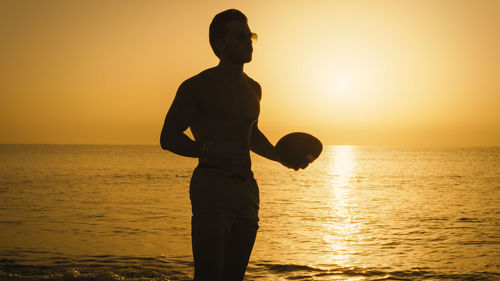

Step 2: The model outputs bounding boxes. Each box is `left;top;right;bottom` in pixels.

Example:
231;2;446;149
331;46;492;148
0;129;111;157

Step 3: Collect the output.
160;127;202;158
160;81;202;158
250;122;279;162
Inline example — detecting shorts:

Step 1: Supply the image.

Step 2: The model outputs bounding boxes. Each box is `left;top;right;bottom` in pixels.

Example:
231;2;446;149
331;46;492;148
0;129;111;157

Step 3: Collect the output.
189;167;259;221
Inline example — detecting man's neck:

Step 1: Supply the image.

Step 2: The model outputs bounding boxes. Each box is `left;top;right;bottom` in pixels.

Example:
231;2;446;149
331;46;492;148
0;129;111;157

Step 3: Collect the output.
217;60;244;81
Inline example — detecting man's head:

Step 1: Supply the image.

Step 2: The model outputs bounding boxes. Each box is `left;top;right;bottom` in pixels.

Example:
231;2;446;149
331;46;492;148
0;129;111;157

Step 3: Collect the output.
209;9;255;64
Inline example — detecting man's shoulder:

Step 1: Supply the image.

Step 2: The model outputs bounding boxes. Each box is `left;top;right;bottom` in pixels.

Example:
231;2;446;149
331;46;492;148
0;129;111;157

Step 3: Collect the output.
245;73;260;91
181;68;217;88
244;74;260;88
176;69;216;100
244;74;262;99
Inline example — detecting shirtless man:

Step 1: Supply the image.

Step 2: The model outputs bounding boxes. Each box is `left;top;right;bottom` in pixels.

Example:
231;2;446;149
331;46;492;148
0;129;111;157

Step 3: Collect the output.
160;9;307;281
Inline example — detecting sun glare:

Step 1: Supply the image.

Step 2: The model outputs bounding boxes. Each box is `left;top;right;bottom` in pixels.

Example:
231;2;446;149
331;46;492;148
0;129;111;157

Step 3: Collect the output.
335;76;351;93
320;146;361;266
305;57;367;109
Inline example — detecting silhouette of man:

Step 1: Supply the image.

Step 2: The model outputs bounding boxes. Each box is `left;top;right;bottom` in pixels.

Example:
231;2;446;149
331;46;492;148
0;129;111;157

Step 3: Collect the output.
160;9;307;281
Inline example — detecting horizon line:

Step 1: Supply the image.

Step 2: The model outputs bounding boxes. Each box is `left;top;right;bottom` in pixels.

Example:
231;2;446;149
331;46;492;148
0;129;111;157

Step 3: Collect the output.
1;143;499;148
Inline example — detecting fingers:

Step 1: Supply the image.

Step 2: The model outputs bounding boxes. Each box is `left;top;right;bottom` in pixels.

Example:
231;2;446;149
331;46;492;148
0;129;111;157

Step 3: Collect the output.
292;163;308;170
299;162;309;169
283;159;309;171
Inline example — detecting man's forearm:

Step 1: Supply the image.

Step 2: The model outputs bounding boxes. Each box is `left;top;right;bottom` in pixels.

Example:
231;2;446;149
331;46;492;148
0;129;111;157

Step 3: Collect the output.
250;128;279;162
160;131;202;158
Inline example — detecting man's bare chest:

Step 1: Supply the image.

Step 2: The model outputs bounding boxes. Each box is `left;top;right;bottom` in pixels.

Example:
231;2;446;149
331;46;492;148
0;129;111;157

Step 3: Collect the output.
200;82;260;122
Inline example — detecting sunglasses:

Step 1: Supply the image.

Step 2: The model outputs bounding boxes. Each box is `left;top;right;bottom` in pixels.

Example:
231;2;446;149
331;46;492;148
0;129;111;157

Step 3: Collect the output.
232;32;259;43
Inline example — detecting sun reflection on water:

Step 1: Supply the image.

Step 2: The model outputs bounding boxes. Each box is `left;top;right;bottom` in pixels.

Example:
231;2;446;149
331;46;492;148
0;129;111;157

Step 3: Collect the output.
322;145;361;267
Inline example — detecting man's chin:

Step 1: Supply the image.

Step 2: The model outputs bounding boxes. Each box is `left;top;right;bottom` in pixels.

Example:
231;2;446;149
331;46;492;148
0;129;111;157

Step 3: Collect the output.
242;54;252;63
225;54;252;65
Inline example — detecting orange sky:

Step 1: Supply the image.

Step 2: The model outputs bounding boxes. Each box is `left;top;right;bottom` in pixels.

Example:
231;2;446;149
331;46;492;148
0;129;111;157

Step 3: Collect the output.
1;0;499;146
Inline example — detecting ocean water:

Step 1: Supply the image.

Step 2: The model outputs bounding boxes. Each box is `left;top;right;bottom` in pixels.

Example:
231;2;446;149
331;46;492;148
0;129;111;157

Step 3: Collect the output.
0;144;499;281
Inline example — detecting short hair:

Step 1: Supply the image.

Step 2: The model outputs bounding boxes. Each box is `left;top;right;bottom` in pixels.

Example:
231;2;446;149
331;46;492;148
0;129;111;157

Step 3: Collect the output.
209;9;247;58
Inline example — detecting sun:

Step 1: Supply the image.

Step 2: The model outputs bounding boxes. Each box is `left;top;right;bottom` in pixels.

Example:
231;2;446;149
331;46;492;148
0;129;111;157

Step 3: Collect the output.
335;76;351;93
308;71;358;108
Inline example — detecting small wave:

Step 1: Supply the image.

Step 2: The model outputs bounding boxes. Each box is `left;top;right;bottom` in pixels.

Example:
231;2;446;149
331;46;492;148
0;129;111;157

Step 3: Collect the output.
1;258;500;281
0;221;23;225
256;263;324;273
457;217;483;223
250;262;500;281
0;255;193;281
0;269;192;281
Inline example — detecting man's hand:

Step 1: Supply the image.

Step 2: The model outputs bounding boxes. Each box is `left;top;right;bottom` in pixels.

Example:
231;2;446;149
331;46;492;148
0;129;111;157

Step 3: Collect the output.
274;148;309;171
278;155;309;171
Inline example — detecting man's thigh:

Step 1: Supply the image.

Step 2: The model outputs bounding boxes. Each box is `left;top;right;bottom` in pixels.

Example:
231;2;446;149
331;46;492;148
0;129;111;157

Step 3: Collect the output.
222;218;259;281
191;211;232;281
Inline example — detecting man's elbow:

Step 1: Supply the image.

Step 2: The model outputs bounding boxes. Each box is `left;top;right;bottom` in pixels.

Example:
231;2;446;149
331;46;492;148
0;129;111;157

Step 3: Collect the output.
160;137;168;151
160;130;173;151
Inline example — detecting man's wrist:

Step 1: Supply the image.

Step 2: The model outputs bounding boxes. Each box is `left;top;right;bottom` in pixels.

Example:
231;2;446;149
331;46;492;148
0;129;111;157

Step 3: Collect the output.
272;146;280;162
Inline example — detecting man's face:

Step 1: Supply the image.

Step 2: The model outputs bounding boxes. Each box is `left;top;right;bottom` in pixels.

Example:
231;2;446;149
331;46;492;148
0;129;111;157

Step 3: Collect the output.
221;20;254;64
